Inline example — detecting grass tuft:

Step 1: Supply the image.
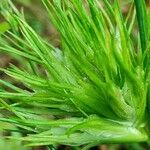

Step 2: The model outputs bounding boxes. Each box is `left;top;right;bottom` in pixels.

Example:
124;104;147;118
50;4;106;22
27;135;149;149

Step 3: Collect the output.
0;0;150;149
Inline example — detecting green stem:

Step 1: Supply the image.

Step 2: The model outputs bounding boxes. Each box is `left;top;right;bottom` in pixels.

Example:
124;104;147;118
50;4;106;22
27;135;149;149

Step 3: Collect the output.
82;128;148;150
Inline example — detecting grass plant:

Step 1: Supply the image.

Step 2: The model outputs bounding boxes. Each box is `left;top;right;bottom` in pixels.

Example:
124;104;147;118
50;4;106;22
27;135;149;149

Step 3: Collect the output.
0;0;150;149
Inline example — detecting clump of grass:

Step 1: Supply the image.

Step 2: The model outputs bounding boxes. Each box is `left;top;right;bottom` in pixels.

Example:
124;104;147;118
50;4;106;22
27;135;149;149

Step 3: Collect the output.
0;0;150;149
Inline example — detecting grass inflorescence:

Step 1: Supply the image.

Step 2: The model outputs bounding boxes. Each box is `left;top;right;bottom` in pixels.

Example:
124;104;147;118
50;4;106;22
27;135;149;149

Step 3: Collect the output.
0;0;150;149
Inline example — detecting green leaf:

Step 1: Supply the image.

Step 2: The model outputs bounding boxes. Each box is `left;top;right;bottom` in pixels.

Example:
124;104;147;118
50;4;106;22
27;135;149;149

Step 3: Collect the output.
0;22;10;33
134;0;148;52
